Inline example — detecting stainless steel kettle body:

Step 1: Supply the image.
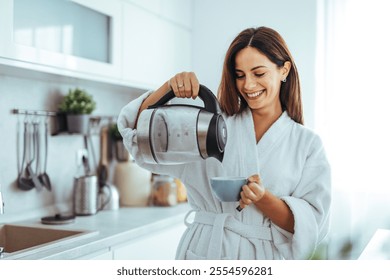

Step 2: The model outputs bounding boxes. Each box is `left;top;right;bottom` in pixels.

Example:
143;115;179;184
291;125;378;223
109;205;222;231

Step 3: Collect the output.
137;85;227;164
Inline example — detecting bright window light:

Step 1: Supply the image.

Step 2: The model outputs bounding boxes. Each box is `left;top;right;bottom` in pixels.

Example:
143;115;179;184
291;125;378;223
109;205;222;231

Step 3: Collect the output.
316;0;390;194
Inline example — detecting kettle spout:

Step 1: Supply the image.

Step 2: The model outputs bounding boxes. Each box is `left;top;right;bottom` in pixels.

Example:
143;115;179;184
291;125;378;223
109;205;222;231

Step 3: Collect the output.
211;151;224;163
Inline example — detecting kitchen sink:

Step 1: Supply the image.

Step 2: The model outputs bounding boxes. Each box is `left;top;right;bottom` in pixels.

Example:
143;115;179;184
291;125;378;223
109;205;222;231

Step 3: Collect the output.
0;223;97;258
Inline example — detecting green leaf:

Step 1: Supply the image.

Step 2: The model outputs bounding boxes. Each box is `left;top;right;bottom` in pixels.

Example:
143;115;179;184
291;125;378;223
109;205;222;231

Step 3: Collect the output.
58;88;96;114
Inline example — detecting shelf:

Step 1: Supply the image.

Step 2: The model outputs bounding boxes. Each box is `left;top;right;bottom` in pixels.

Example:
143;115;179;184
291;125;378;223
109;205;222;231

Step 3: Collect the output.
0;57;152;95
11;108;118;136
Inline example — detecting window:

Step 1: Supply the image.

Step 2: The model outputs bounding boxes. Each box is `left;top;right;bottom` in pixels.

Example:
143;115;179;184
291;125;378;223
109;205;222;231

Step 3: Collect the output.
316;0;390;194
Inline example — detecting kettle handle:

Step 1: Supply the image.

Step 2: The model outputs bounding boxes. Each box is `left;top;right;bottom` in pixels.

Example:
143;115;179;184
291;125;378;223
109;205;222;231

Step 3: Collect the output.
148;84;221;114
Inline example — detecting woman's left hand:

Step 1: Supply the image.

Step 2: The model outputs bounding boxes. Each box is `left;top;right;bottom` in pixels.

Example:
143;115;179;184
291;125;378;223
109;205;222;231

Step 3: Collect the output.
239;174;265;210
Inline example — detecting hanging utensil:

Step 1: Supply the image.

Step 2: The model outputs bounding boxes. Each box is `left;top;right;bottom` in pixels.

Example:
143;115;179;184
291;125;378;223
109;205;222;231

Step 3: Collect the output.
82;117;97;175
97;126;109;188
16;115;21;179
17;118;35;191
82;135;91;175
26;119;43;190
38;116;52;191
76;148;90;176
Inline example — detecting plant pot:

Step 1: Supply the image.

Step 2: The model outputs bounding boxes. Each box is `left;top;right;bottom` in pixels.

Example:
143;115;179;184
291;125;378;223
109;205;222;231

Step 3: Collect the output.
53;112;68;135
67;114;90;134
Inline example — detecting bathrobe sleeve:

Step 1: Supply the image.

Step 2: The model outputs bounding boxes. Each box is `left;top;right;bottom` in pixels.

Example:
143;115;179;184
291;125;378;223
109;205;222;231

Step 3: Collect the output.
117;91;186;178
271;134;331;260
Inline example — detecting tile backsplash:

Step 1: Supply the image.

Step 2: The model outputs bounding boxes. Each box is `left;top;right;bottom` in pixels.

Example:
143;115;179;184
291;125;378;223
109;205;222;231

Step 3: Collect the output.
0;69;145;221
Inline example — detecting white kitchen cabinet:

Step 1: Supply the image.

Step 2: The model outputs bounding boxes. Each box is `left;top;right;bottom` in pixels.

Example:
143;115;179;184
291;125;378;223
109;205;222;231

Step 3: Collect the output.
76;249;113;260
122;2;192;89
113;222;187;260
0;0;192;90
0;0;122;79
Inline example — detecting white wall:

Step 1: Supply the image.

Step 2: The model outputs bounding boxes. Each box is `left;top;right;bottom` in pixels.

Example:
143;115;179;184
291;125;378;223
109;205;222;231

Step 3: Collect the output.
191;0;318;128
0;68;137;220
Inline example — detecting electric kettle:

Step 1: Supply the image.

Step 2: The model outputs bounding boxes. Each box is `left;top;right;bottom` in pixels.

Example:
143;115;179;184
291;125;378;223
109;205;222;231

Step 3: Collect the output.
73;175;99;216
137;84;227;164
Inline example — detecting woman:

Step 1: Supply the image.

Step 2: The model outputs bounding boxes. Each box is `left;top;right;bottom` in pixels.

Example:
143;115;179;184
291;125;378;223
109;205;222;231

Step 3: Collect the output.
118;26;331;260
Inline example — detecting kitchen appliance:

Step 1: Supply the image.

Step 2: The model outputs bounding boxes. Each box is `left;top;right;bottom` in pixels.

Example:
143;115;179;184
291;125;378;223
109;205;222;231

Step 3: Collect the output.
99;183;119;210
73;174;118;214
73;175;99;215
73;149;98;215
136;84;227;164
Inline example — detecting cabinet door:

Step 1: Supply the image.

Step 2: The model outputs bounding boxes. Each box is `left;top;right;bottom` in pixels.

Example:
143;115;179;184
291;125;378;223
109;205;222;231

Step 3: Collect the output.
0;0;122;79
122;3;192;89
76;249;113;260
113;223;187;260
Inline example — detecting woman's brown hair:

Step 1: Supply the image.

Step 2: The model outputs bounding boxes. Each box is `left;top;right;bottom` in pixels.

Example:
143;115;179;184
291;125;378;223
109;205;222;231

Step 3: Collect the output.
217;26;304;125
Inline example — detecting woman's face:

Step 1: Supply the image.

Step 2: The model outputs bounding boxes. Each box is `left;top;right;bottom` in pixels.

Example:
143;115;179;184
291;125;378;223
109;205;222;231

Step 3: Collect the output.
234;47;289;113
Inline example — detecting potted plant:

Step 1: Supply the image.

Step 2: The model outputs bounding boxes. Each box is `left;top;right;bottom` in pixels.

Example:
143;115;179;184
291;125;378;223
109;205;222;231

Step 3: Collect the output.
58;88;96;134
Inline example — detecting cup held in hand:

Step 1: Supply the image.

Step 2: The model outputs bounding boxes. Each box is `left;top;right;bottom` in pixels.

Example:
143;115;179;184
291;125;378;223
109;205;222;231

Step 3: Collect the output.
210;177;247;202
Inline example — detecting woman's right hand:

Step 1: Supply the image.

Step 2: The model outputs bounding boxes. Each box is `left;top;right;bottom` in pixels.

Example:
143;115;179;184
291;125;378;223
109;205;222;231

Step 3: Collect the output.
136;71;200;125
168;72;200;99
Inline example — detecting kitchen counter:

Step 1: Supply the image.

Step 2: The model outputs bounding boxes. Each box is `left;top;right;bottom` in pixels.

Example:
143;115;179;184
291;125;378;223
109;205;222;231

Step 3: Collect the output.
358;229;390;260
1;203;190;260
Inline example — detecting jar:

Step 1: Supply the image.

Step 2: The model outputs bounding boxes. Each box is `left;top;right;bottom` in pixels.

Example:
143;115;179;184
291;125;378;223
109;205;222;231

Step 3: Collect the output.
151;175;177;206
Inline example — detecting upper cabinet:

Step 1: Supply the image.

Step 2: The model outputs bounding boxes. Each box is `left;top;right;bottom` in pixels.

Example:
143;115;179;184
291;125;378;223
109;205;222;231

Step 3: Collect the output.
0;0;192;90
0;0;122;79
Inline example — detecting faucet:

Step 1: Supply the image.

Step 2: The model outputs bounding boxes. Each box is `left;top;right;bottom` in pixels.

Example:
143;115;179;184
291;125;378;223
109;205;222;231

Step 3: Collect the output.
0;184;4;214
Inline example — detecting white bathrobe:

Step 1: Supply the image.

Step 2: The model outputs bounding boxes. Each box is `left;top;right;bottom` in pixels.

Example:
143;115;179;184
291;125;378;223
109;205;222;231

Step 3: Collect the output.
118;91;331;260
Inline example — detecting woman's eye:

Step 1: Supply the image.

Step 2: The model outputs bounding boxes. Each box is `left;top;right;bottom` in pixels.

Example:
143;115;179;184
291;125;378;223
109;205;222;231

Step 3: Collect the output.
235;74;245;79
255;73;265;77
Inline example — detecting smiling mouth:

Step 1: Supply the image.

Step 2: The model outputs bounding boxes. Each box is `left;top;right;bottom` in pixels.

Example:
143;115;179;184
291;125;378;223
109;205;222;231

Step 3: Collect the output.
247;90;265;98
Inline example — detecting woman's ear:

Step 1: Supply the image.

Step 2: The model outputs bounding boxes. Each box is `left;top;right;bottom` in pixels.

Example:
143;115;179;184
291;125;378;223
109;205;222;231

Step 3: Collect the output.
281;61;291;80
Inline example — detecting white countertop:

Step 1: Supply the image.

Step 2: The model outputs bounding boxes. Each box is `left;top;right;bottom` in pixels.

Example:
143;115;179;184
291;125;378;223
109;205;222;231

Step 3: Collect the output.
1;203;190;260
359;229;390;260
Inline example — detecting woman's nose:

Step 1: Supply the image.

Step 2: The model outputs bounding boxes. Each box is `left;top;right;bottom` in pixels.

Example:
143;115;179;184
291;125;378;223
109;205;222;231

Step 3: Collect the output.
244;77;257;90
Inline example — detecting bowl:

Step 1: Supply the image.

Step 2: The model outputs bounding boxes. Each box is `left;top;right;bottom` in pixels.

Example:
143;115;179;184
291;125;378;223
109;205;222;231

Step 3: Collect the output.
210;176;247;202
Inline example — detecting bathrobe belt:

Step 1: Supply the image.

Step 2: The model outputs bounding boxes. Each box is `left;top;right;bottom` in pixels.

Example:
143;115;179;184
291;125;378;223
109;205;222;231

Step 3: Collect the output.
184;210;273;259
